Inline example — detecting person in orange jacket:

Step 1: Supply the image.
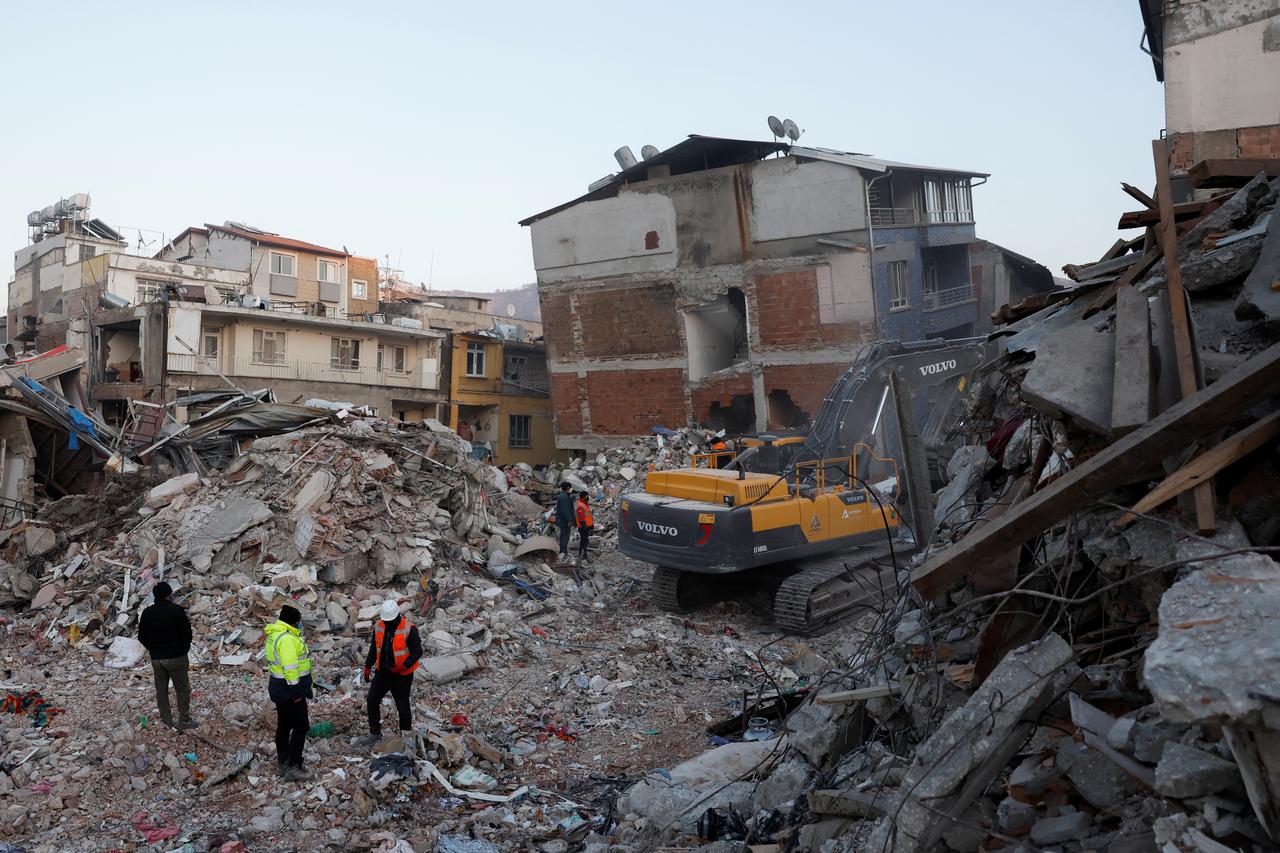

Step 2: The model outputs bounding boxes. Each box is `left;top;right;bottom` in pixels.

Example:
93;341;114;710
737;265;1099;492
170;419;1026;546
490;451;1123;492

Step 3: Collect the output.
355;600;422;746
575;490;594;563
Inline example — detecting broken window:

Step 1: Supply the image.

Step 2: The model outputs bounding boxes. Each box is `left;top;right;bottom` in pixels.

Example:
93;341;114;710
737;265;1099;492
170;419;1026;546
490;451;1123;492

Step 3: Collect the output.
252;329;286;364
509;414;532;448
684;288;748;382
888;261;910;310
466;342;486;377
330;337;361;370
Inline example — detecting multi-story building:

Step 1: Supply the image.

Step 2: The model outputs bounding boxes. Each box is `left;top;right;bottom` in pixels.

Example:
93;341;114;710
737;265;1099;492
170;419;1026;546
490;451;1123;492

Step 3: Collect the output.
445;328;559;466
520;134;986;449
1140;0;1280;187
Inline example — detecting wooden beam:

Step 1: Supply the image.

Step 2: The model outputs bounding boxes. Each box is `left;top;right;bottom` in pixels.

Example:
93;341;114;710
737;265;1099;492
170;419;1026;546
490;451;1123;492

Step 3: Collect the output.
1098;238;1130;262
910;341;1280;599
1153;137;1216;535
1081;248;1162;319
1115;411;1280;528
1121;182;1157;209
1189;157;1280;188
1118;198;1217;229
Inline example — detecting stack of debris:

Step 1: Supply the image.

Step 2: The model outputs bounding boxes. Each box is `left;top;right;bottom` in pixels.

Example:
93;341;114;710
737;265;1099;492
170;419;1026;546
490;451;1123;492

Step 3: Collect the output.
598;160;1280;851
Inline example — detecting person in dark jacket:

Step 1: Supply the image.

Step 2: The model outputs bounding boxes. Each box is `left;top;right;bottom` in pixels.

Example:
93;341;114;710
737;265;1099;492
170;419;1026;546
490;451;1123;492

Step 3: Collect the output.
137;582;196;731
264;605;313;780
356;600;423;746
554;482;575;559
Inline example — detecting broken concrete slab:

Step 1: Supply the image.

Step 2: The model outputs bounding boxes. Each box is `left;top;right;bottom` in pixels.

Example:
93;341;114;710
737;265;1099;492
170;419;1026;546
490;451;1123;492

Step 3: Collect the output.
1155;742;1242;799
419;653;480;684
23;525;57;557
752;754;812;812
512;535;559;560
1236;205;1280;325
1021;321;1117;435
1030;811;1094;846
188;499;274;571
1111;285;1153;434
147;473;201;509
934;446;994;529
291;470;336;518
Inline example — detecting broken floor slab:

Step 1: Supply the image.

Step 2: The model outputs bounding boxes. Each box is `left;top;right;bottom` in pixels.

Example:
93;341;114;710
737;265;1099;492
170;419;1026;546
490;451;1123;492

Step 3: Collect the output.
1020;321;1117;435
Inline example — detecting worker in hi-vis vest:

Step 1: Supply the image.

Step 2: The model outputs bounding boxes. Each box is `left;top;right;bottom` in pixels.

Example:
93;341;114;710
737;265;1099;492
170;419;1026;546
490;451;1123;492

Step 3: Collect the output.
356;600;422;746
264;604;313;781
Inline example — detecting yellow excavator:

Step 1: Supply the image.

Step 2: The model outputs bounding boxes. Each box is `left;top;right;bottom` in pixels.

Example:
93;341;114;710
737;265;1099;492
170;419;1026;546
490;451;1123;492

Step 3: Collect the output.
618;339;987;633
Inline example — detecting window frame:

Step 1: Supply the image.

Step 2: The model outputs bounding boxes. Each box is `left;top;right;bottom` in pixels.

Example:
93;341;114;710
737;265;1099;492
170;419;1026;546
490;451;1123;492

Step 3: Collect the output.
269;251;296;277
888;261;910;311
508;414;532;449
465;341;487;378
200;325;222;360
317;258;340;285
377;343;408;374
330;337;362;371
252;328;287;364
351;278;368;300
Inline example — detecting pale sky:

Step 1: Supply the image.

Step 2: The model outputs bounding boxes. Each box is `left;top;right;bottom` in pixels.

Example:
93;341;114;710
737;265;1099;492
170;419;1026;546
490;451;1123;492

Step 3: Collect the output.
0;1;1163;296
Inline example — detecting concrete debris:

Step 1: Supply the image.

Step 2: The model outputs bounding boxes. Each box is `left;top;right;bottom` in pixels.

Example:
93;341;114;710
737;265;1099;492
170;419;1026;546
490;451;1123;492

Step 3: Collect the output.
1155;742;1243;799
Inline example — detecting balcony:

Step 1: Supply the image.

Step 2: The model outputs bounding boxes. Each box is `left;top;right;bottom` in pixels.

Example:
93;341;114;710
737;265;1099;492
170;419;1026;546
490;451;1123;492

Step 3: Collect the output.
870;207;919;227
922;283;976;311
166;353;440;390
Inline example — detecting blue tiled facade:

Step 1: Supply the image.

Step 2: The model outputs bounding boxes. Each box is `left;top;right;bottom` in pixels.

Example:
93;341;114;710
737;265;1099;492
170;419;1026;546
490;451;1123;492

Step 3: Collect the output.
871;223;979;341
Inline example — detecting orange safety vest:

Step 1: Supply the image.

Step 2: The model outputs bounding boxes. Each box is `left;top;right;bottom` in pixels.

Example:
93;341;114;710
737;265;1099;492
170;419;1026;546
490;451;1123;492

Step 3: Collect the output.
373;619;419;675
576;499;593;528
711;440;727;451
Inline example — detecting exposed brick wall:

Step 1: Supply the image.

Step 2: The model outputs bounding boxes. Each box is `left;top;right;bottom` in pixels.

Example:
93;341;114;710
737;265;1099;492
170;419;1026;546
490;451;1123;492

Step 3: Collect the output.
755;268;871;349
1238;124;1280;158
578;285;681;358
1168;123;1280;176
763;363;847;424
347;256;379;317
691;371;752;422
549;372;584;436
540;291;574;363
585;368;685;435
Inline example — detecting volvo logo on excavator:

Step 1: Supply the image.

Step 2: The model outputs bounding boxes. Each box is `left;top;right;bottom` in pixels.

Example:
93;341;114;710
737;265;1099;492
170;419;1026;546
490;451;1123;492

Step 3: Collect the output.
918;358;958;376
636;521;678;537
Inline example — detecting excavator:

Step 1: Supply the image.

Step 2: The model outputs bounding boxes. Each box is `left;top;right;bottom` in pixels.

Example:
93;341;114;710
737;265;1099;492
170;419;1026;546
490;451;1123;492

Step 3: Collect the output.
618;338;987;634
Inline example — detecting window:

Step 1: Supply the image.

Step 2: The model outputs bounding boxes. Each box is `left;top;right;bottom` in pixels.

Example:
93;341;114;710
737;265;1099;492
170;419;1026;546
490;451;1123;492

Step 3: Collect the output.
923;262;939;296
317;259;339;284
377;344;407;374
136;279;170;303
252;329;286;364
330;337;361;370
78;244;96;262
213;285;239;304
270;252;295;276
509;415;532;449
888;261;910;310
351;279;368;300
465;341;486;377
201;326;221;360
922;177;974;224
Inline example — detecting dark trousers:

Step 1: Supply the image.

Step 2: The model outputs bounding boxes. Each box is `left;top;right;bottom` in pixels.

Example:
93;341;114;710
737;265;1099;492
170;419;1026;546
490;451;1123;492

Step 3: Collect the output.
273;698;309;767
367;671;414;735
558;523;571;557
151;656;191;725
578;526;591;559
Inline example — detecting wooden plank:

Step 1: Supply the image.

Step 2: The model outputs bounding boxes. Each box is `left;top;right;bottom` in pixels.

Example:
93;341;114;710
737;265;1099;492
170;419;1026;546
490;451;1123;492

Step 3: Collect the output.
1115;410;1280;528
1081;248;1162;319
1189;157;1280;188
1153;137;1216;536
1118;198;1216;229
1121;182;1157;209
1110;284;1153;435
910;341;1280;599
1098;238;1130;262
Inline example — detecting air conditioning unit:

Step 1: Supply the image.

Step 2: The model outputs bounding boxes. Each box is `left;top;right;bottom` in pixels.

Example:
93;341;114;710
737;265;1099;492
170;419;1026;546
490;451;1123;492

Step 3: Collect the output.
369;314;386;324
240;294;269;310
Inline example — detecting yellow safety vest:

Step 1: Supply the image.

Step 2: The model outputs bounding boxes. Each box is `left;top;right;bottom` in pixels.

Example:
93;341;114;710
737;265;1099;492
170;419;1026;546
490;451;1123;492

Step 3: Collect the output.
265;620;312;684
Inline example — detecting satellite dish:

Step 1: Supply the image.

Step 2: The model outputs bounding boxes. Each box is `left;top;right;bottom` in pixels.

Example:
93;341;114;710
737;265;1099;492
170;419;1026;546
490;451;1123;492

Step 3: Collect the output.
782;119;802;142
767;116;785;137
506;303;517;318
640;144;660;161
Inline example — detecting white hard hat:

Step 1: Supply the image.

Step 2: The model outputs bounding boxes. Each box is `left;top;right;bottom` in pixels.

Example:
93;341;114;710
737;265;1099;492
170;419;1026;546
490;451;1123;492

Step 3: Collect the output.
379;600;400;621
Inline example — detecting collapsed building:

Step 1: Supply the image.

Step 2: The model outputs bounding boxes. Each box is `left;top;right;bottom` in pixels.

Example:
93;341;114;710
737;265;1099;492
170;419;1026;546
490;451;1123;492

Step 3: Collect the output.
520;137;1004;448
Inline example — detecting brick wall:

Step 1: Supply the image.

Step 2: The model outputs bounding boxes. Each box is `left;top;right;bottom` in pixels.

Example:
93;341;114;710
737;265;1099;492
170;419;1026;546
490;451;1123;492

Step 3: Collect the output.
763;363;847;423
549;372;584;435
540;291;574;362
578;285;681;358
691;371;752;422
347;256;378;317
585;368;685;434
755;268;871;349
1169;123;1280;176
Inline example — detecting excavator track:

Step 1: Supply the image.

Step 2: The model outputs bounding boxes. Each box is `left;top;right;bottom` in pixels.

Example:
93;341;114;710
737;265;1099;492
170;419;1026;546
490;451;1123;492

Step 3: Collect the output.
773;550;901;635
651;566;723;612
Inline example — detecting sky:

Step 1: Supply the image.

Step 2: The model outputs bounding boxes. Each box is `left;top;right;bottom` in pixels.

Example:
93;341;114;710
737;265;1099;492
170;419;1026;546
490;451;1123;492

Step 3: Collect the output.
0;2;1164;296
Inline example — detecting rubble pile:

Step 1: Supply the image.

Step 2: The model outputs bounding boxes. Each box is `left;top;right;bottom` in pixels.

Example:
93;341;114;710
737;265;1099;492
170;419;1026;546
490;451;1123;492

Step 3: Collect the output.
596;173;1280;851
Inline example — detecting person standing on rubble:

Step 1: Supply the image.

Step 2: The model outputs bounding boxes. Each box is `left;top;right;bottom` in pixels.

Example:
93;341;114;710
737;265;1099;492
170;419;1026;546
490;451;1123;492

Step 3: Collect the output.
264;604;313;781
457;420;473;444
357;601;422;746
137;581;196;732
575;490;593;563
555;482;575;560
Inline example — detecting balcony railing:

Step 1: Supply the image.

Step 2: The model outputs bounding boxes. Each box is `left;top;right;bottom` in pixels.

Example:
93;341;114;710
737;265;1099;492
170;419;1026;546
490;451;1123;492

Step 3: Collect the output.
870;207;919;227
922;283;976;311
166;353;440;390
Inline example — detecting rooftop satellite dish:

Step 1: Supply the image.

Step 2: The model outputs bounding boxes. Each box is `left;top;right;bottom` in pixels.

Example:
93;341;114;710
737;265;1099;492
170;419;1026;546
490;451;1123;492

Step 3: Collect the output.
782;119;802;142
640;144;660;161
767;115;785;138
506;303;517;318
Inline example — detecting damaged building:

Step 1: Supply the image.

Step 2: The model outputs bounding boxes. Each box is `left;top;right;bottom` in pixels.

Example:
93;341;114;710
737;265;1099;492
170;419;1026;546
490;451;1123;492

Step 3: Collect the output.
521;136;992;448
